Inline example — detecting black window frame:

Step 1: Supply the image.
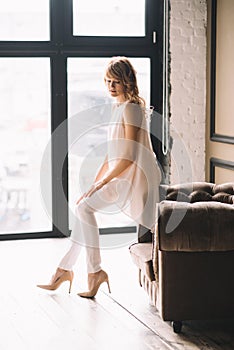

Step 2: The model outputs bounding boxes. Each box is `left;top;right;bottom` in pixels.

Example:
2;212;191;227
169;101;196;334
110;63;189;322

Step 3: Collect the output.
0;0;163;241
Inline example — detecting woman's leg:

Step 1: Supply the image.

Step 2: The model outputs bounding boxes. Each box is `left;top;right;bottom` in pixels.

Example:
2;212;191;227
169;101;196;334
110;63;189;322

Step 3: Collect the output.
57;202;102;273
58;240;82;271
58;179;126;273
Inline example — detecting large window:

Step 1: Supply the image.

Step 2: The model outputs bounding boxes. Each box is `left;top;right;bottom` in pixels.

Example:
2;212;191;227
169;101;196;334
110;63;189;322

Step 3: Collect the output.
0;0;163;240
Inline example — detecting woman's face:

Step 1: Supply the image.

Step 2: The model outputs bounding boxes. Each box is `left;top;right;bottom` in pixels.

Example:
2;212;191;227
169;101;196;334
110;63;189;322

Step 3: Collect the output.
105;76;126;102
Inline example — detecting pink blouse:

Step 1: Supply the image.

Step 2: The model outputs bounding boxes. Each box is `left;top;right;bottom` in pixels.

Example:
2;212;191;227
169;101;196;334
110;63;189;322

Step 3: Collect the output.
107;102;161;231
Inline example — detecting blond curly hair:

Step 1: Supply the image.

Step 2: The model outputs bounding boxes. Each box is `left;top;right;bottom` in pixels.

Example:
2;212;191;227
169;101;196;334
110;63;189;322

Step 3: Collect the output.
105;56;145;107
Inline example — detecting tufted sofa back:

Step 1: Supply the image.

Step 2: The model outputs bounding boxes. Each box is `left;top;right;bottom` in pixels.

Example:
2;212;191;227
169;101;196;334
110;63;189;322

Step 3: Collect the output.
164;182;234;205
158;182;234;252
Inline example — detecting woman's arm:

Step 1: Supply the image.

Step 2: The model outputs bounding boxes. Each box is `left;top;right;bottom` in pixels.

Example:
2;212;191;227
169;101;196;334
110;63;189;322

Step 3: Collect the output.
94;155;109;182
102;103;142;183
83;123;139;198
76;155;108;204
102;124;138;182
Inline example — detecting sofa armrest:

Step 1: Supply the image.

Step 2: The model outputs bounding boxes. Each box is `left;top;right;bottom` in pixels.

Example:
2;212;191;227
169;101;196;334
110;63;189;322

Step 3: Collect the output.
158;200;234;252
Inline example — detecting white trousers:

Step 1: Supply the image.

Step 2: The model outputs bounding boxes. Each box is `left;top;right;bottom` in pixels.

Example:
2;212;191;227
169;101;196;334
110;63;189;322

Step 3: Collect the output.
58;178;131;273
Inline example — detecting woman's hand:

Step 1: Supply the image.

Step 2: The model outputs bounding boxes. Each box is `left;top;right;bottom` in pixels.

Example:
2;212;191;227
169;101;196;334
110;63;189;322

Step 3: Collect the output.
76;193;85;205
76;179;107;204
84;180;106;198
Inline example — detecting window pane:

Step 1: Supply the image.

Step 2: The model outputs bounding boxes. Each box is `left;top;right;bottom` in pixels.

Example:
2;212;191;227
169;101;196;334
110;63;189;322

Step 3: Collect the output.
0;0;49;41
73;0;145;37
0;58;52;234
67;57;150;230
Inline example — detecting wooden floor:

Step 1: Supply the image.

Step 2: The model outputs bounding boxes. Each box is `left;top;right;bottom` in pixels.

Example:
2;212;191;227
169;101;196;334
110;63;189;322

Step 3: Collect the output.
0;236;234;350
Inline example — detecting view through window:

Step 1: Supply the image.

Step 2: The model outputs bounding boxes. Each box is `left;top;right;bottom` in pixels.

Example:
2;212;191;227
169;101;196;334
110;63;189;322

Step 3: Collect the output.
73;0;145;37
0;58;52;234
0;0;49;41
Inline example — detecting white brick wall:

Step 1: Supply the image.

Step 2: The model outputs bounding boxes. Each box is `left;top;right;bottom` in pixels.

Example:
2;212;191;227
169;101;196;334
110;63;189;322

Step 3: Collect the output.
169;0;207;184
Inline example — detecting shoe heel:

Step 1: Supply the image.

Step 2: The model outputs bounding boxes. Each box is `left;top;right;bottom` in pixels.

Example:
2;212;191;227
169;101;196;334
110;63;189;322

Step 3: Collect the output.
69;280;73;294
106;279;111;294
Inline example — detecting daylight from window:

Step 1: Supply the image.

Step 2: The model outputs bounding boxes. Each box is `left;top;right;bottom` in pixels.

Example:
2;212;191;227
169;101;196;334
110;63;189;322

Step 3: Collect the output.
0;58;52;234
0;0;49;40
73;0;145;36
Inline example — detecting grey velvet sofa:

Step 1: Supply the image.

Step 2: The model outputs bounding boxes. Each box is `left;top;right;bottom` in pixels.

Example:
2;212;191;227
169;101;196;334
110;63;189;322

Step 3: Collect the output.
129;182;234;333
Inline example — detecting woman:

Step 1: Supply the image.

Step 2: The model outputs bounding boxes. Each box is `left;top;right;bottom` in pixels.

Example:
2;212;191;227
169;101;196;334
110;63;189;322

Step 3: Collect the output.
37;56;161;297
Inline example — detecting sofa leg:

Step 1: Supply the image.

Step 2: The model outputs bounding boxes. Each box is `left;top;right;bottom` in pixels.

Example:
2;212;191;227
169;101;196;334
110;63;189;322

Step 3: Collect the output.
172;321;182;333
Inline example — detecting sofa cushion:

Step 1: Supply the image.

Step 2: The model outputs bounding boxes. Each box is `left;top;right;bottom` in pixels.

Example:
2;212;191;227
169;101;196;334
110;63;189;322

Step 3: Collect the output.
212;192;234;204
129;243;155;281
166;182;215;197
213;183;234;195
166;190;214;203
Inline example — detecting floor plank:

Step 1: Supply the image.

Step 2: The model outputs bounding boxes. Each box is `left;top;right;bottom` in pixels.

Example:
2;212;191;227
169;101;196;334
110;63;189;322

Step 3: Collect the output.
0;237;234;350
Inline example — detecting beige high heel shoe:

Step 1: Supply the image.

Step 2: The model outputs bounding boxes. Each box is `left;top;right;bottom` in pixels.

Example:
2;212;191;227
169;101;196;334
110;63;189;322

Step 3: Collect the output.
37;268;74;293
78;269;111;298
